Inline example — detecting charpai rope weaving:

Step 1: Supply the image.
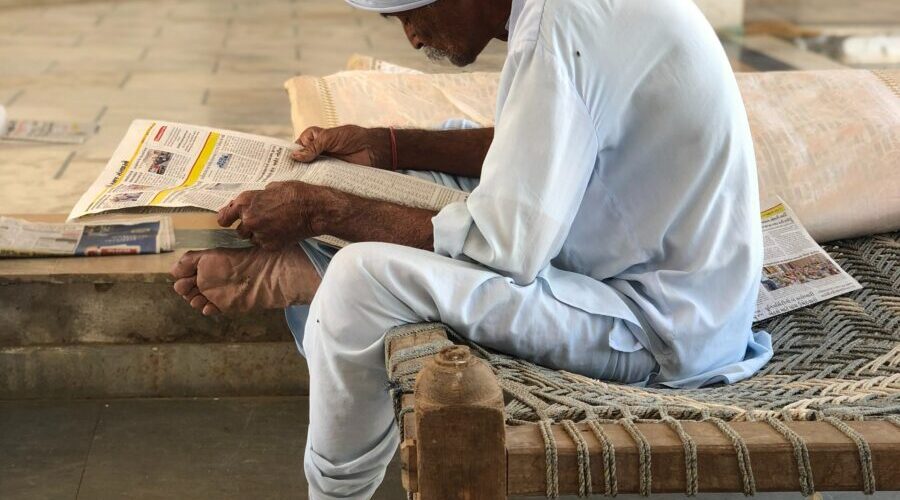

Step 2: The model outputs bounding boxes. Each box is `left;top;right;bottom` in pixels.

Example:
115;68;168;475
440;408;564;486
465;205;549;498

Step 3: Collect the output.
386;232;900;497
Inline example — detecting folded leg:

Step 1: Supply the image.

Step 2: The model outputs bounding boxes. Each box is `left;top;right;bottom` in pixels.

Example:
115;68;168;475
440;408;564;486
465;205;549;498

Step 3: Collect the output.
302;242;657;499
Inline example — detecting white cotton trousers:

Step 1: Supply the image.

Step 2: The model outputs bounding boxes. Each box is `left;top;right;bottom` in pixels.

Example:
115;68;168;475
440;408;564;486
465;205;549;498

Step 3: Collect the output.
289;242;659;499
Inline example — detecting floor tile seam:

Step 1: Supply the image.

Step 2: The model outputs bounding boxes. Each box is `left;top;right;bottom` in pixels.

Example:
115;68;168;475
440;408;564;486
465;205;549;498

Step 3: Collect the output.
53;151;77;180
5;89;25;106
73;401;103;500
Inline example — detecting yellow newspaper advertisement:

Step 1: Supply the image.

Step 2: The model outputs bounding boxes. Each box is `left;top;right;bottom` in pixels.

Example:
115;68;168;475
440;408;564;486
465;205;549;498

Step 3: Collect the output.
754;200;861;321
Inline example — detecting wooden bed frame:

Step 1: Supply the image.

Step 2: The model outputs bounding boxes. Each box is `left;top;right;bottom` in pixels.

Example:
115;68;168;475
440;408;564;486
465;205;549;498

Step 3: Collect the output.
388;327;900;498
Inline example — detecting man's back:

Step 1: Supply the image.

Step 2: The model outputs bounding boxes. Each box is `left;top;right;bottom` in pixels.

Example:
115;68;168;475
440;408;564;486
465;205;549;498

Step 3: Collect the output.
483;0;771;386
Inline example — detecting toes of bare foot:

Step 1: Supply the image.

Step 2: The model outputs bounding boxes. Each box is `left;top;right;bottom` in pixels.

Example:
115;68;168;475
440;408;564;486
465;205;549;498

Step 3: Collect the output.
202;303;222;316
190;294;209;311
174;276;197;295
182;288;202;304
170;250;202;279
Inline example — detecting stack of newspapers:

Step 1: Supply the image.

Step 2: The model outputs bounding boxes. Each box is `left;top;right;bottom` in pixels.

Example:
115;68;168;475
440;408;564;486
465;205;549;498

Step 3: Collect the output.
0;217;175;258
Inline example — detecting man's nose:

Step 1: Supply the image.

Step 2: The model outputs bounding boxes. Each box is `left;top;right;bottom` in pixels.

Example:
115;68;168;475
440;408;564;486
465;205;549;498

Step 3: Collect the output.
403;22;424;50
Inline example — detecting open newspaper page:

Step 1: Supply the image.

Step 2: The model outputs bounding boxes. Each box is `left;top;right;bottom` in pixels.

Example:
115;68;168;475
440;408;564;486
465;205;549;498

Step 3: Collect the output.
754;200;861;321
0;216;174;258
68;120;468;248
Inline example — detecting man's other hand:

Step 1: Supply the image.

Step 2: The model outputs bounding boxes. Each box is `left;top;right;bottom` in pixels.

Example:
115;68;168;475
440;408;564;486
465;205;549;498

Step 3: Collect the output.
292;125;390;168
217;181;329;250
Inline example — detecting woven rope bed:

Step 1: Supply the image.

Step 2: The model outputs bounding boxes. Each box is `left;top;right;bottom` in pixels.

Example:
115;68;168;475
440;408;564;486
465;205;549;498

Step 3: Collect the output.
385;232;900;498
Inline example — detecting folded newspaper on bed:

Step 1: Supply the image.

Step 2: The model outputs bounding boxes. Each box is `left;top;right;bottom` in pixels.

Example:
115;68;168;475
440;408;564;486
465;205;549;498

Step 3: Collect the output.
67;120;468;248
0;216;174;258
755;200;861;321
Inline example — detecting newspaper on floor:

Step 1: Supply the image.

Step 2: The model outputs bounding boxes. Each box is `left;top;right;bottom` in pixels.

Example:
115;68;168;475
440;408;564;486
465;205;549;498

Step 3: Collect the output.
754;200;861;321
0;216;174;258
68;120;468;248
0;109;98;145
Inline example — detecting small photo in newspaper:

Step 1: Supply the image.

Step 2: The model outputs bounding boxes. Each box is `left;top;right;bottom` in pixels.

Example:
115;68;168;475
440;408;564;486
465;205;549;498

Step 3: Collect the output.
754;200;862;321
0;216;175;258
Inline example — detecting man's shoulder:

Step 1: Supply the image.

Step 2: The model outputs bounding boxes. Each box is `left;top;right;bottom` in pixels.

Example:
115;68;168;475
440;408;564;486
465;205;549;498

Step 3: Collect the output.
509;0;621;57
515;0;711;48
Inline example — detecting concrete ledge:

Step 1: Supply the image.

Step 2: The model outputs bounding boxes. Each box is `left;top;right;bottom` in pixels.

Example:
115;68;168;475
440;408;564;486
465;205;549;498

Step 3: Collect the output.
1;282;292;346
1;342;308;399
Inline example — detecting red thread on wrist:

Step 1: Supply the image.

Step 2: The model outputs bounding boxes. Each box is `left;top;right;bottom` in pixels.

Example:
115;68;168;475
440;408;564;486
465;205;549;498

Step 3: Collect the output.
389;127;399;171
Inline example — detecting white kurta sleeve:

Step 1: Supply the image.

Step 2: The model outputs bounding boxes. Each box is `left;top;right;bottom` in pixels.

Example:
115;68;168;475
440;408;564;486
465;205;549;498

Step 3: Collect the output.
432;42;600;285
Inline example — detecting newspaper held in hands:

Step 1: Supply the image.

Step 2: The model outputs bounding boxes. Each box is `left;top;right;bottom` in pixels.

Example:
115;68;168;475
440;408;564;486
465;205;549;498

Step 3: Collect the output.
68;120;468;247
0;217;175;258
754;200;861;321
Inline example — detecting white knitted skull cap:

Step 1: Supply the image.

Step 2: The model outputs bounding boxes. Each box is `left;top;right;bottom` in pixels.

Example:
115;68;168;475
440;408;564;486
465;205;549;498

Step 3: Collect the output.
345;0;438;13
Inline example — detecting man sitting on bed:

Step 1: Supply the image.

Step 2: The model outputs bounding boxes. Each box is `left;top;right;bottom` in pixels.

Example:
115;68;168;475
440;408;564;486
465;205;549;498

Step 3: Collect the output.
170;0;773;497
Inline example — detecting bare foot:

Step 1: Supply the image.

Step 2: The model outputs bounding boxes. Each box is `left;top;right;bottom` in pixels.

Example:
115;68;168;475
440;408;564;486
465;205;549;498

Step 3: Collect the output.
170;246;321;316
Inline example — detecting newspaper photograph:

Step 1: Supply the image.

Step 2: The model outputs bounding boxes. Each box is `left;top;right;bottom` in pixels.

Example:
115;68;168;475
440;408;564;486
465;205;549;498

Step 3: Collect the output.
68;120;468;247
0;216;174;258
754;200;861;321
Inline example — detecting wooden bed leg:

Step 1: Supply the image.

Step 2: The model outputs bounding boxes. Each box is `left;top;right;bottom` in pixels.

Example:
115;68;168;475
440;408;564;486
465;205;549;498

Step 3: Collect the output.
414;345;506;500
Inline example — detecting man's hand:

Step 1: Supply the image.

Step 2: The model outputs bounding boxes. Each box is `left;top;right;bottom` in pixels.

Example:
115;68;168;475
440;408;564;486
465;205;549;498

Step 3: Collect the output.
217;181;328;250
291;125;494;178
219;181;436;251
292;125;390;168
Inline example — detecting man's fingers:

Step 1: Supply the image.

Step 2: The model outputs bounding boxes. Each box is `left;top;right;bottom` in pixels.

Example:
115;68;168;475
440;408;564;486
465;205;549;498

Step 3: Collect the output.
236;222;253;240
217;200;243;228
294;126;346;163
295;127;323;148
170;251;201;279
293;127;324;162
173;276;197;295
217;191;258;228
292;142;323;162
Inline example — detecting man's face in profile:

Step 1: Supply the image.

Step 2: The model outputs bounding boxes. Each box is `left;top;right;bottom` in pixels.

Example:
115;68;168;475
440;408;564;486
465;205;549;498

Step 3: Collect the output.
383;1;489;67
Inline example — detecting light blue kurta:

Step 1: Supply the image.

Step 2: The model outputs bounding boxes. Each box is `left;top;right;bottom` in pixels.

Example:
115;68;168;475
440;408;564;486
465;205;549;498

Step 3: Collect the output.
293;1;774;496
431;0;772;387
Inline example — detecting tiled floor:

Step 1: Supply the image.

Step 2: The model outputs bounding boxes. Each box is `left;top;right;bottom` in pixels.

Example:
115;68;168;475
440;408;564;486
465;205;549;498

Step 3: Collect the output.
1;1;899;499
0;0;507;214
0;397;405;499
